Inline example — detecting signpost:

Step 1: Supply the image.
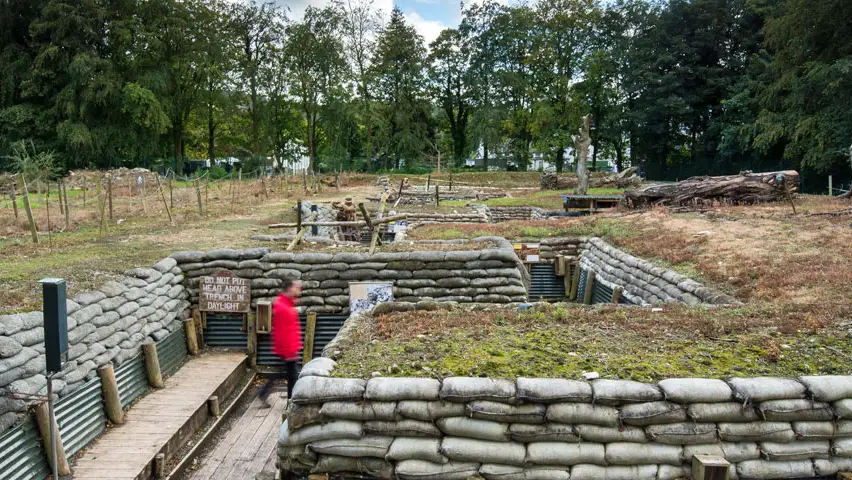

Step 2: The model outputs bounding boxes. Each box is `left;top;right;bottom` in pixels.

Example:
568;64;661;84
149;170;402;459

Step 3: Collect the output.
199;271;251;313
41;278;68;480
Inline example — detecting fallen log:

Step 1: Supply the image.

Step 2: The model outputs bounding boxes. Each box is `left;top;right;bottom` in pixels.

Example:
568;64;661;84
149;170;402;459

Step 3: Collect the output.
268;214;408;229
624;170;800;208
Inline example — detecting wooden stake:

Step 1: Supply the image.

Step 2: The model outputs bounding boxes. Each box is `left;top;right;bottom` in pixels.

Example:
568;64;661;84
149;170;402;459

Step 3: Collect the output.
261;174;268;199
97;180;107;236
829;175;834;196
287;212;317;250
153;453;165;479
303;312;317;363
426;173;431;192
21;174;38;244
62;182;69;231
435;185;440;206
370;193;389;254
185;318;199;355
247;313;257;369
208;396;221;417
10;192;18;220
141;177;147;214
46;181;52;248
169;178;173;209
195;179;203;216
98;364;125;424
82;177;87;206
569;262;581;301
34;401;71;476
611;286;623;304
296;200;302;235
155;174;173;225
583;270;596;305
142;342;164;388
57;181;64;215
108;175;113;220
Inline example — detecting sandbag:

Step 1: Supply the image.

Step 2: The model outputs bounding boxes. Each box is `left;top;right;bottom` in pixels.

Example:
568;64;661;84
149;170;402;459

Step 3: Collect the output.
309;435;394;458
833;437;852;457
440;437;526;466
397;400;466;421
575;425;647;443
395;459;480;480
365;377;441;401
299;357;337;378
509;423;579;442
320;401;398;421
758;399;833;421
593;379;663;405
621;402;687;426
759;440;829;461
800;375;852;402
467;401;546;424
658;378;732;404
364;419;442;437
605;442;683;466
736;460;815;479
526;442;606;466
682;442;760;463
718;422;795;442
285;420;363;445
291;376;366;404
728;377;806;403
437;417;510;442
793;420;852;439
288;404;324;430
688;403;761;422
441;377;516;403
280;444;318;466
836;399;852;419
386;437;447;464
813;457;852;476
479;464;569;480
657;464;691;480
516;378;592;403
546;403;619;426
645;423;717;445
312;455;393;478
570;464;658;480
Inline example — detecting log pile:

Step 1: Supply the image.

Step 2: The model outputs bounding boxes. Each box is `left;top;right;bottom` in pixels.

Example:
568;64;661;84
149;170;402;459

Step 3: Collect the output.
540;173;578;190
624;170;800;209
540;168;641;191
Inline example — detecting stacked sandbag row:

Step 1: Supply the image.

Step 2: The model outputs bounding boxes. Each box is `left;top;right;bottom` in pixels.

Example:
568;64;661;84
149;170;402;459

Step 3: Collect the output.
488;207;535;223
171;246;528;315
539;237;584;262
404;212;489;224
0;257;189;433
580;237;739;305
279;364;852;480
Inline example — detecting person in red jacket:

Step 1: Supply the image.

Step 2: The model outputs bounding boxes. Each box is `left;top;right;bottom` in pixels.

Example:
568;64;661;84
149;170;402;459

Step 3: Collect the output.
260;279;302;407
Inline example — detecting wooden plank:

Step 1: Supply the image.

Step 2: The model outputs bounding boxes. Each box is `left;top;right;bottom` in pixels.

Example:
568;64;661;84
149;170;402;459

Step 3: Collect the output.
213;397;281;480
190;398;269;480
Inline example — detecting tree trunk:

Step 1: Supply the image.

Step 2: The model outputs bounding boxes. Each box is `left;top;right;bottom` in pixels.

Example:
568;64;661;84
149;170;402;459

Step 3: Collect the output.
624;170;801;208
483;142;489;171
207;100;215;165
573;115;592;195
555;147;565;173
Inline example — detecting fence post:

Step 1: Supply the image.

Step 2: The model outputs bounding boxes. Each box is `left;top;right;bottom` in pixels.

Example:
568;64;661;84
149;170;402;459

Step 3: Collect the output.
62;182;69;231
195;179;203;216
829;175;833;196
247;313;257;369
34;402;71;476
57;181;64;215
155;175;173;225
10;191;18;220
97;364;125;424
108;175;113;220
185;317;199;355
303;312;317;364
296;200;303;235
583;271;596;305
21;174;39;244
142;341;164;388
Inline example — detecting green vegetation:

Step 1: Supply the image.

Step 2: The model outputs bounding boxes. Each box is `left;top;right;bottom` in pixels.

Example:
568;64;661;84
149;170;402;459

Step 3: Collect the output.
333;304;852;381
443;188;625;209
410;217;634;241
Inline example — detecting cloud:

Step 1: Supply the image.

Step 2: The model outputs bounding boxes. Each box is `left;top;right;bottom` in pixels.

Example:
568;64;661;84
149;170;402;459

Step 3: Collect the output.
403;11;449;47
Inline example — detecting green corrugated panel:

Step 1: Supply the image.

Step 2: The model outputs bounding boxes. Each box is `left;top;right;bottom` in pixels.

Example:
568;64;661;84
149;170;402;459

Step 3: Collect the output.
0;416;50;480
528;263;566;300
55;376;106;456
592;280;614;304
157;328;188;377
576;268;588;302
115;355;148;408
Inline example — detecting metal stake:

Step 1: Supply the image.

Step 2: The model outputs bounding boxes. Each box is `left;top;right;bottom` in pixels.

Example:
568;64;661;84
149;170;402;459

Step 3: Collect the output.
47;373;58;480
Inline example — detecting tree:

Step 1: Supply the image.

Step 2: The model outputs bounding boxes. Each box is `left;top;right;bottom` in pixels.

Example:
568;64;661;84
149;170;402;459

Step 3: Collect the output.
464;0;503;170
427;28;473;167
284;6;349;173
369;8;429;169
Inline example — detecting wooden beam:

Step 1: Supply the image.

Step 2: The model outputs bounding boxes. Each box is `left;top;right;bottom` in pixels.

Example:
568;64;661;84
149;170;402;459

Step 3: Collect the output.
611;286;623;304
98;364;125;424
287;212;317;250
34;401;71;476
691;454;729;480
569;262;581;301
185;318;199;355
303;312;317;364
20;174;38;244
247;313;257;369
358;202;373;228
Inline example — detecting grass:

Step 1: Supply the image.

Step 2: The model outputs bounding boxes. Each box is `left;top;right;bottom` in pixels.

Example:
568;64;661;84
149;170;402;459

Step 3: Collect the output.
409;216;635;241
332;303;852;381
442;188;625;210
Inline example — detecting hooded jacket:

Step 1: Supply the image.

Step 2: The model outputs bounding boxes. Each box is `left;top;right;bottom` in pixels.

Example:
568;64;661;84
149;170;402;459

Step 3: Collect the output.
271;293;302;360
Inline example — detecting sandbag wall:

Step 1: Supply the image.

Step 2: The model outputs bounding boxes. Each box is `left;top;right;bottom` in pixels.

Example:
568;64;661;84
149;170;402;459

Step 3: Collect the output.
488;206;538;222
279;363;852;480
0;257;190;434
171;244;528;314
404;212;489;225
538;238;583;263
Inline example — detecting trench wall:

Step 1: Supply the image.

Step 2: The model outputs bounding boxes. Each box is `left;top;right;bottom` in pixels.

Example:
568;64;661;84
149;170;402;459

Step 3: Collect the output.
172;240;529;314
0;257;190;433
280;356;852;480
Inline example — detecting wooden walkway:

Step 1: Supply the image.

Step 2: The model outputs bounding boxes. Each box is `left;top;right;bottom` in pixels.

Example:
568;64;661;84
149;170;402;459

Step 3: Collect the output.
188;388;288;480
72;351;247;480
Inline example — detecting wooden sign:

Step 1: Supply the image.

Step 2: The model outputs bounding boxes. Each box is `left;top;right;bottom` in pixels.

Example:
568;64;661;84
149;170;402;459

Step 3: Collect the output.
515;243;540;262
199;271;251;313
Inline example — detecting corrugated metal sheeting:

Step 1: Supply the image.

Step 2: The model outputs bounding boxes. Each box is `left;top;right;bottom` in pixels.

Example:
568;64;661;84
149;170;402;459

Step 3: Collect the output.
257;315;348;367
55;376;105;456
0;417;50;480
592;280;614;304
204;313;247;348
577;268;589;302
115;355;149;408
158;328;188;377
527;263;566;300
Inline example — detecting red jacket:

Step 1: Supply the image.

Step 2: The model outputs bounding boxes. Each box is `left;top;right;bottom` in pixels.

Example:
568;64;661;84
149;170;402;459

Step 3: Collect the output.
271;294;302;360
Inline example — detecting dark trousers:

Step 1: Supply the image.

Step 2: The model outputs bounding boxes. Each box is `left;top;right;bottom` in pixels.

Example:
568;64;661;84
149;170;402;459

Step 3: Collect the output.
259;361;299;400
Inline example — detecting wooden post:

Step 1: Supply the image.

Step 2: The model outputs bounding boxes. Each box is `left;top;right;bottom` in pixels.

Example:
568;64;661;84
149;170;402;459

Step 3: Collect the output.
426;173;431;192
57;181;64;215
208;396;221;417
247;313;257;369
569;262;581;301
296;200;303;235
97;179;107;236
98;364;125;424
62;182;69;231
555;256;567;276
34;401;71;476
10;192;18;220
82;177;87;206
261;174;268;199
45;181;52;248
195;179;203;216
303;312;317;364
155;174;173;225
829;175;833;196
21;174;38;244
449;169;453;191
142;342;165;388
141;177;147;214
169;178;174;209
287;212;316;251
108;175;113;220
691;454;729;480
611;286;623;304
205;171;210;205
185;318;199;355
583;270;596;305
153;453;165;479
435;185;440;206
